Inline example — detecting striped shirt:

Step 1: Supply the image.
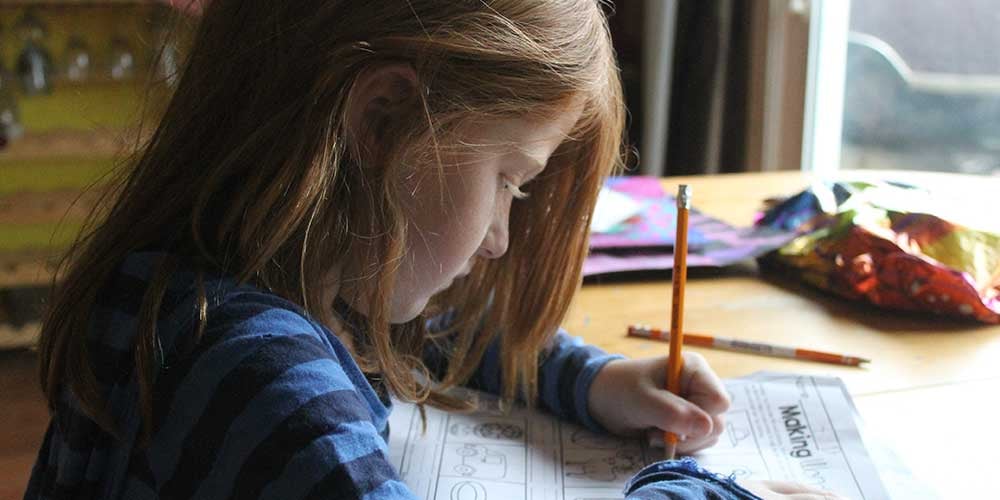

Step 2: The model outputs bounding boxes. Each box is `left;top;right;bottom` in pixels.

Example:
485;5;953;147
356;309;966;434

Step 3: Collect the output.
24;252;629;499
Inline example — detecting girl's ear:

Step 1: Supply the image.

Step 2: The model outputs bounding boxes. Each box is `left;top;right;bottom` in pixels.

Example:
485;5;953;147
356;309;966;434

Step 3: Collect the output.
345;63;420;154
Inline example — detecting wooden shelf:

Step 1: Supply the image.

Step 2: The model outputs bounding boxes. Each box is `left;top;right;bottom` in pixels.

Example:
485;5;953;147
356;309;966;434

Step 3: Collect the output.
2;130;127;161
0;189;102;225
0;251;60;288
0;2;182;294
0;321;40;350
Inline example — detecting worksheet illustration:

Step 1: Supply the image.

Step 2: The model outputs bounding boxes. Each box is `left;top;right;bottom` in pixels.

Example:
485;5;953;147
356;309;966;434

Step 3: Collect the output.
388;394;659;500
388;373;892;500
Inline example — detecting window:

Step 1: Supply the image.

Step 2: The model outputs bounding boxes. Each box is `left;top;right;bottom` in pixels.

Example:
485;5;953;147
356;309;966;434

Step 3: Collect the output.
808;0;1000;175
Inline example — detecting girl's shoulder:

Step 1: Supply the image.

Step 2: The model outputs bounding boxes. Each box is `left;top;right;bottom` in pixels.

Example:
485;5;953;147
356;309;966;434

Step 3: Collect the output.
31;254;393;500
105;252;386;413
200;283;332;350
96;251;346;365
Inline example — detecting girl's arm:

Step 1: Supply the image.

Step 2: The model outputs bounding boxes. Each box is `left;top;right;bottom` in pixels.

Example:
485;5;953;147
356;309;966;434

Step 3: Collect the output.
424;313;621;432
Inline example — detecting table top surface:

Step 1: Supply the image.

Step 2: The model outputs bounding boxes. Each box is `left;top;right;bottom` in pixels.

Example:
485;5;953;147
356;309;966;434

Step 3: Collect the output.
2;170;997;499
565;170;1000;499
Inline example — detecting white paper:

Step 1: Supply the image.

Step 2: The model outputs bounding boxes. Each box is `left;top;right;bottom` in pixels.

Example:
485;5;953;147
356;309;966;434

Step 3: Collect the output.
388;372;898;500
590;187;643;234
691;372;892;500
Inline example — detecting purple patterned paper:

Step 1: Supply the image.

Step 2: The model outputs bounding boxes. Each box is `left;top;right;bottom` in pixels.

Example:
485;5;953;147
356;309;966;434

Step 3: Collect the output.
584;184;798;276
590;177;708;249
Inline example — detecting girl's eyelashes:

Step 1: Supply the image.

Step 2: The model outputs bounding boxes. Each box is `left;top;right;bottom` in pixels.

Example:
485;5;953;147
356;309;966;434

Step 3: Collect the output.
503;177;530;200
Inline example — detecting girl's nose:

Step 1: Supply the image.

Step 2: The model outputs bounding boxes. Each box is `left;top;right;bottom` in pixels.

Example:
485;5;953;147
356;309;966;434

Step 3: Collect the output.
477;214;509;260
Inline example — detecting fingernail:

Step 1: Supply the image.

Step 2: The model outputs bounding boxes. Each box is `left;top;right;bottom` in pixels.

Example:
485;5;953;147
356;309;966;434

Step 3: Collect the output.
693;417;712;437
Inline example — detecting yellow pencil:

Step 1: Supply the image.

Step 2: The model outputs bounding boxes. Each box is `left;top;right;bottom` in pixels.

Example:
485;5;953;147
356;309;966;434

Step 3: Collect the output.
664;185;690;460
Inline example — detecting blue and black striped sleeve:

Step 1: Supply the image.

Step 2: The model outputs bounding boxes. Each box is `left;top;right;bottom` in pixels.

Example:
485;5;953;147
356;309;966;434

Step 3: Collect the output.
137;306;419;500
534;329;625;432
624;458;763;499
424;313;623;433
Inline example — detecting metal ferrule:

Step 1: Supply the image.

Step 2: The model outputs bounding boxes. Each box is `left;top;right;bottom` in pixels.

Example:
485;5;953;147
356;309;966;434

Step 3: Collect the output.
677;184;691;209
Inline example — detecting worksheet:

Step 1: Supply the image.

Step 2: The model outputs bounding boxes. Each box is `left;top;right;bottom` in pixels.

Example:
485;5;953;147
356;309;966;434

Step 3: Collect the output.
693;372;890;500
388;372;892;500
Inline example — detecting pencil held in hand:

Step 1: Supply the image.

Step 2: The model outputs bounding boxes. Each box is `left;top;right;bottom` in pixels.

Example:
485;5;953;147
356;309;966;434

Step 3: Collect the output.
664;185;691;459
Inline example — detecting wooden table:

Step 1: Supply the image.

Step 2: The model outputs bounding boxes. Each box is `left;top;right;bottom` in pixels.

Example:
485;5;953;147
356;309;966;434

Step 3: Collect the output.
2;171;997;498
564;171;1000;500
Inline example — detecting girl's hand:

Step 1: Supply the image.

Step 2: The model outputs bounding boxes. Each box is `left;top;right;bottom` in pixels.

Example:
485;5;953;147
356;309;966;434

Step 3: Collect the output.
742;480;850;500
587;353;730;455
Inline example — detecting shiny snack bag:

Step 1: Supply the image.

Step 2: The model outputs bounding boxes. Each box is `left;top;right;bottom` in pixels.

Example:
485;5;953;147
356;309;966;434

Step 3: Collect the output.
757;181;1000;323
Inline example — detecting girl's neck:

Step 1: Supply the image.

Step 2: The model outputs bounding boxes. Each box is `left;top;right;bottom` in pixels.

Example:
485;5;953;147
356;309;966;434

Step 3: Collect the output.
332;294;367;334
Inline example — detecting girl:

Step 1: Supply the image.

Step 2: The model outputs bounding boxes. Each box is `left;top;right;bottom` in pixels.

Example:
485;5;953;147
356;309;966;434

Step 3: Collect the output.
26;1;840;499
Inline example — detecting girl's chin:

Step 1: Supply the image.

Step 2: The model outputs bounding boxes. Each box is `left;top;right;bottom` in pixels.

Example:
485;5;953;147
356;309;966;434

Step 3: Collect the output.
389;277;455;323
388;295;432;324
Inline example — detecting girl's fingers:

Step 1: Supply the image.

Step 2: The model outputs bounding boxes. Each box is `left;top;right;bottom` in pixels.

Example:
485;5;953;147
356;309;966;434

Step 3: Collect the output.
675;413;725;454
638;353;728;454
742;480;849;500
644;386;715;438
643;413;723;454
614;355;727;442
680;352;731;415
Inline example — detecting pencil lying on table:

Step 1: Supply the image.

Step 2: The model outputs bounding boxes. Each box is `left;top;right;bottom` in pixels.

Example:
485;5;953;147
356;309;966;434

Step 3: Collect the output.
627;325;871;367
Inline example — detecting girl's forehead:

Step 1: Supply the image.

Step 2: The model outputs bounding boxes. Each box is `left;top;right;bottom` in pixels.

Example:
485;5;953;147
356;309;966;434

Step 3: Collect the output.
464;104;584;148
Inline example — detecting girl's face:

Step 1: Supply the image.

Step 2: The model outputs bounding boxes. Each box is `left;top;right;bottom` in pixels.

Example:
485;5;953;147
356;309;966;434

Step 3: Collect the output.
390;105;583;322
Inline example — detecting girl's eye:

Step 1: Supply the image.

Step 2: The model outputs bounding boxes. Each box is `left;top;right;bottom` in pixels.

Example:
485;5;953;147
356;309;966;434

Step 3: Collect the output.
503;177;530;200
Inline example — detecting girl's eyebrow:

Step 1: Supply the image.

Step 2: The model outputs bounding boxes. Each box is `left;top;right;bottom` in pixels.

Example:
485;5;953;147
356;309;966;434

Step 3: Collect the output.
514;151;548;174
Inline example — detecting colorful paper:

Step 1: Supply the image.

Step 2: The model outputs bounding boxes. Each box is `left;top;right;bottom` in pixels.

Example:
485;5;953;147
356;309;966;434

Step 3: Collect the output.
589;177;708;249
584;177;796;276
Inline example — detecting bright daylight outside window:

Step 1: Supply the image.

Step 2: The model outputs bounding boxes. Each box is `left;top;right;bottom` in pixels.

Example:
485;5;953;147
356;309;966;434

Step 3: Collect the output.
841;0;1000;175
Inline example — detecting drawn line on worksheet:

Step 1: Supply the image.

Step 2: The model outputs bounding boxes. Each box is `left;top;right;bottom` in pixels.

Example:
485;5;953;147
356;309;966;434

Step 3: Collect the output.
434;410;451;500
745;403;771;479
558;416;566;500
811;378;866;499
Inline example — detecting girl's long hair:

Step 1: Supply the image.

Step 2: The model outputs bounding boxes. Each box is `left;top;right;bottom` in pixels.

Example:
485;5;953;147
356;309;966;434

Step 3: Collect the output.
38;0;626;434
